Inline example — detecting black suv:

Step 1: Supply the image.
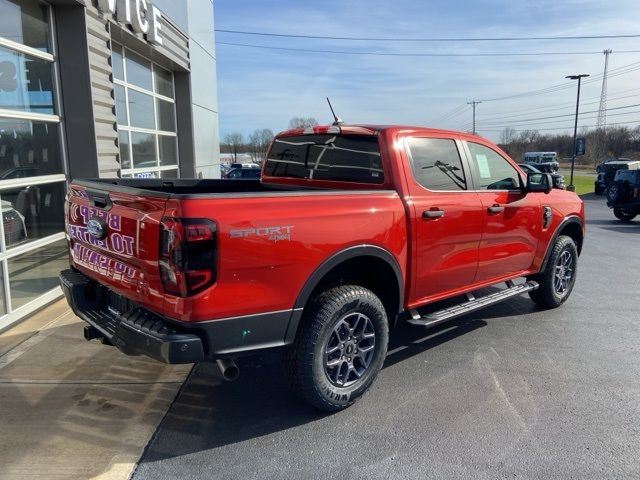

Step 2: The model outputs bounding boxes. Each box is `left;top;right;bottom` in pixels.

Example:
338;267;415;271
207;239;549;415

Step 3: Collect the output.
606;169;640;222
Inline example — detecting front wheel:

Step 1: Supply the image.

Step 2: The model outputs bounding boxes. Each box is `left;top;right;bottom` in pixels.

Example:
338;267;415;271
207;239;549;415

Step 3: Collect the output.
285;285;389;412
613;207;638;222
529;235;578;309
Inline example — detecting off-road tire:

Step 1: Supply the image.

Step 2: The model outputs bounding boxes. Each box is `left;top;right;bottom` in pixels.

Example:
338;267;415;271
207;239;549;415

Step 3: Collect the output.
529;235;578;309
607;182;627;203
613;207;638;222
285;285;389;412
594;185;604;195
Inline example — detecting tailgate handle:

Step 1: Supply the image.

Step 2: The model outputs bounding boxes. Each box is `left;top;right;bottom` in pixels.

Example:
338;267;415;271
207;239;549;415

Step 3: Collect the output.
86;189;112;210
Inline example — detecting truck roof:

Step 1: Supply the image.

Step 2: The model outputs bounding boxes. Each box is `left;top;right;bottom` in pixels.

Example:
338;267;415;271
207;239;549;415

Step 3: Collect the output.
276;124;486;141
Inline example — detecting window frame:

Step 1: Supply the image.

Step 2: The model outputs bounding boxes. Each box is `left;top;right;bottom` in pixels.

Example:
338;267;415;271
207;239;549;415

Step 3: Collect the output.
462;140;525;192
0;2;68;328
112;43;179;179
403;136;471;193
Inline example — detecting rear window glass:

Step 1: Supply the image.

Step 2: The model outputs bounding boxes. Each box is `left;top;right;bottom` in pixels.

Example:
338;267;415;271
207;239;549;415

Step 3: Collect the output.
263;134;383;184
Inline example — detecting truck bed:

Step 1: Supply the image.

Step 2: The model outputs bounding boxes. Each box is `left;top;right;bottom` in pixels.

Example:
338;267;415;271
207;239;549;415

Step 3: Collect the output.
73;178;316;198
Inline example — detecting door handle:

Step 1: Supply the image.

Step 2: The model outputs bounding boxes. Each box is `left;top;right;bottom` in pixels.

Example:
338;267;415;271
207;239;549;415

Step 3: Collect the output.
422;209;445;219
487;204;504;214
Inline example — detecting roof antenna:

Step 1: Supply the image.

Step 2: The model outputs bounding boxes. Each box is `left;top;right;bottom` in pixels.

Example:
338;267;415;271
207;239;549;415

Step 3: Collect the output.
326;97;344;126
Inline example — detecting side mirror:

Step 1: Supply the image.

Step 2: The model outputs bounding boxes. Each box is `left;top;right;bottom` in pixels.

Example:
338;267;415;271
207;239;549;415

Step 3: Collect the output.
525;172;552;193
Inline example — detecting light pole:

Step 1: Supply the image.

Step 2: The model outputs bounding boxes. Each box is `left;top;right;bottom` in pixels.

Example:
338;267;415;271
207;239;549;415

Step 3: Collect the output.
565;74;590;191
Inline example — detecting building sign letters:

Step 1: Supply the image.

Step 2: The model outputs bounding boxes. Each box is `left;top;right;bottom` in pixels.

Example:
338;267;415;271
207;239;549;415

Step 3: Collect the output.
96;0;164;46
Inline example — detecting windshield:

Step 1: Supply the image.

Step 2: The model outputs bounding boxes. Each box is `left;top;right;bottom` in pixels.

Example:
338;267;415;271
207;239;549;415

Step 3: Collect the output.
263;134;383;184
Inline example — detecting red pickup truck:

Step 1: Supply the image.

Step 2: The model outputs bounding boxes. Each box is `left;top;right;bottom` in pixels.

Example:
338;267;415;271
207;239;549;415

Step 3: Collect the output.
60;124;584;411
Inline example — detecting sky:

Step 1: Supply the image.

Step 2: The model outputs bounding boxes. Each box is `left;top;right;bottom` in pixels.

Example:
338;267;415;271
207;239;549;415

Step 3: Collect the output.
213;0;640;143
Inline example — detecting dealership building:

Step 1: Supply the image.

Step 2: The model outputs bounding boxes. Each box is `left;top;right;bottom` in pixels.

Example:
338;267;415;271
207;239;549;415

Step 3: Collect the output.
0;0;219;330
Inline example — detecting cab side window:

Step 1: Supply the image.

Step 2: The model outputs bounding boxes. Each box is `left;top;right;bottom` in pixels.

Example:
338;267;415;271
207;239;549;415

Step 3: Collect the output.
467;142;521;190
406;138;467;191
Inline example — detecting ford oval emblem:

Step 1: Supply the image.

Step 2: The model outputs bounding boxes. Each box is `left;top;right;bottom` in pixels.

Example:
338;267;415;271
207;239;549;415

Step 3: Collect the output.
87;217;107;240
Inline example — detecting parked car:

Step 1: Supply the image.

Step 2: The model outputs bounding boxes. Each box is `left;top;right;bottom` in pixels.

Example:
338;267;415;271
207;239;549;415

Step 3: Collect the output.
606;168;640;221
60;124;584;412
523;151;559;173
225;167;261;179
594;160;640;195
595;157;631;174
518;163;565;189
2;200;27;247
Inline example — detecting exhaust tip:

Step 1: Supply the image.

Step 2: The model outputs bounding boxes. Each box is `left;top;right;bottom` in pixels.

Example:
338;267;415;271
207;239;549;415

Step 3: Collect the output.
216;359;240;381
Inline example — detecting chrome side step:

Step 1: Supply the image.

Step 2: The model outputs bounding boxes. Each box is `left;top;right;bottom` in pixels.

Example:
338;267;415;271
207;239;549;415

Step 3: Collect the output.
407;280;539;328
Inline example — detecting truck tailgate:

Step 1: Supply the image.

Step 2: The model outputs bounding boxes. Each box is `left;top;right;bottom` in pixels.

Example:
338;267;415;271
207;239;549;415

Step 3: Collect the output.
66;183;169;316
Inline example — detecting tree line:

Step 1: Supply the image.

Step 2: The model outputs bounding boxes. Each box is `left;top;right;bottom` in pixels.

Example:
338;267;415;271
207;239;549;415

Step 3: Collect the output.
221;117;319;163
498;125;640;166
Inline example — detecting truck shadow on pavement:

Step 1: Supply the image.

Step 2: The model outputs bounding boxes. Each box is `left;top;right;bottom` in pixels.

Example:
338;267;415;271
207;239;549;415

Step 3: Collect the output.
138;295;536;463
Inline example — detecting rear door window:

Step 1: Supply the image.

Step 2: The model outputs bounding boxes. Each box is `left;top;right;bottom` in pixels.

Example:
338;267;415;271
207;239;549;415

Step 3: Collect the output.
406;138;467;191
264;134;383;184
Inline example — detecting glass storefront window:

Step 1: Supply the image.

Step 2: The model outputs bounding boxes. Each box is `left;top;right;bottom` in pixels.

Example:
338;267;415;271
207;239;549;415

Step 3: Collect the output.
113;43;179;179
112;45;124;80
158;135;177;166
1;181;64;249
125;50;152;91
128;89;155;129
118;130;130;169
8;238;68;310
0;0;50;53
131;132;156;169
154;66;174;98
114;84;128;125
0;0;65;325
0;118;63;178
0;46;55;114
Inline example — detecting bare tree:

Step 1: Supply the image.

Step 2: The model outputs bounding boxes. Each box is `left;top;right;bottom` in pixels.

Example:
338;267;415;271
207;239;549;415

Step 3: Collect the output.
247;129;274;164
222;132;243;162
288;117;319;129
500;127;518;145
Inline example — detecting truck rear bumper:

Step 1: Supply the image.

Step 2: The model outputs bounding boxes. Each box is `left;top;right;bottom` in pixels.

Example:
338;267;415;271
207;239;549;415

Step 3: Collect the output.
59;269;301;364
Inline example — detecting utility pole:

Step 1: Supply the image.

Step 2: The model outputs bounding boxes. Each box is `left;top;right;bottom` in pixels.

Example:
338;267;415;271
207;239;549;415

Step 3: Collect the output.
467;100;481;134
597;49;612;129
566;74;590;191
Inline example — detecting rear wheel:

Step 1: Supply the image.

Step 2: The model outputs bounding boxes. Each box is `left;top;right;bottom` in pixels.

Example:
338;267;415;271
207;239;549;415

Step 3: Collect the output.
285;285;389;412
529;235;578;309
607;182;627;203
613;207;638;222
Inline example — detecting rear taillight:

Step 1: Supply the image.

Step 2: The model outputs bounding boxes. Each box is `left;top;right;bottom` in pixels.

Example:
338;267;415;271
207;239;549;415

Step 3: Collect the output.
159;217;217;297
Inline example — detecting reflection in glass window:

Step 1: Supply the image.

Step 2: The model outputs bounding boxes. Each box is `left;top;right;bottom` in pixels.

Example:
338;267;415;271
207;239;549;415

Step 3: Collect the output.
0;0;50;52
467;142;521;190
158;135;177;166
8;238;68;310
0;46;54;114
0;118;63;178
264;135;383;184
131;132;156;169
125;50;152;90
407;138;466;191
118;130;130;169
128;90;154;129
114;84;127;125
154;66;173;98
1;181;65;249
160;169;178;178
156;99;175;132
111;44;124;80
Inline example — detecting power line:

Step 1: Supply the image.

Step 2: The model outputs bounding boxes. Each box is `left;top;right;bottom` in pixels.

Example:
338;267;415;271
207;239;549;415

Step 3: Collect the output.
481;119;639;133
216;41;640;58
216;29;640;43
479;102;640;127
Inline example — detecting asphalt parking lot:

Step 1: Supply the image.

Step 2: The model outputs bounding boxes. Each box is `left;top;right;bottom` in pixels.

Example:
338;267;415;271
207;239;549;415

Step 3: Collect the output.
133;194;640;480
